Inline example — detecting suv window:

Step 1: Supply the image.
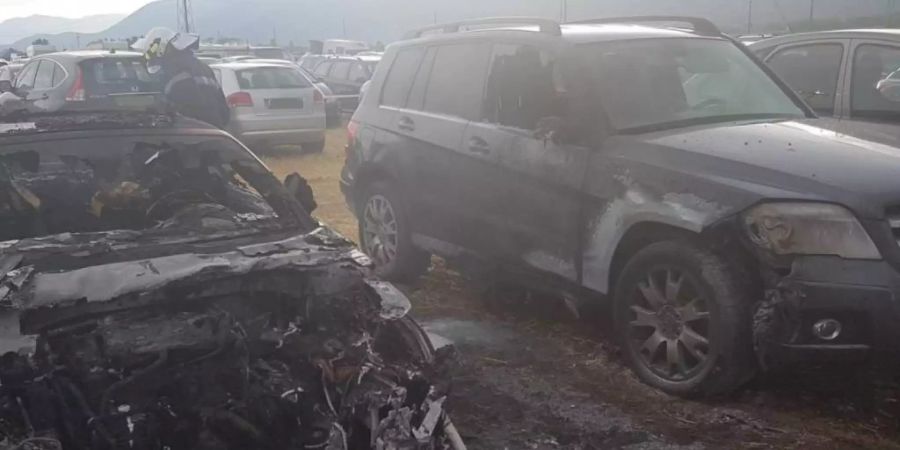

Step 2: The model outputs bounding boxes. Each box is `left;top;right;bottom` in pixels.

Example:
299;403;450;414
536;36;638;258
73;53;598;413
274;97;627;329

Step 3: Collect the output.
82;58;160;96
380;47;425;108
851;44;900;118
34;60;56;89
15;62;39;90
331;61;352;80
314;61;332;77
767;44;844;115
348;63;368;82
483;43;564;130
581;38;805;132
423;43;492;120
52;63;66;86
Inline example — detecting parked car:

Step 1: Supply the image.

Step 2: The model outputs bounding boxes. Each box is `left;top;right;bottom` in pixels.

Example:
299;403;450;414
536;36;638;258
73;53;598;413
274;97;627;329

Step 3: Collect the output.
344;16;900;396
312;54;381;111
0;109;462;449
750;30;900;120
235;58;341;127
0;61;25;89
211;61;326;152
6;51;161;112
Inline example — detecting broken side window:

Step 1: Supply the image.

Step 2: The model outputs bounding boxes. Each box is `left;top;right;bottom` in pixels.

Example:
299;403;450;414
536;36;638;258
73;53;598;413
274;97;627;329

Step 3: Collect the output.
482;43;565;131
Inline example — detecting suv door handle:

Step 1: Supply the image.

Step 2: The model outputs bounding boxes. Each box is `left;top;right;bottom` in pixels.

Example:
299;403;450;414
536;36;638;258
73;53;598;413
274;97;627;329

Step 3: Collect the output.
397;116;415;132
467;136;489;155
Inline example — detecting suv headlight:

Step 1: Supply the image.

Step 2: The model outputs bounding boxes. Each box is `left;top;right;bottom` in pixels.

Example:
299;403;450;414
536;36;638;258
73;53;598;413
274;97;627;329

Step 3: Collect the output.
742;202;881;260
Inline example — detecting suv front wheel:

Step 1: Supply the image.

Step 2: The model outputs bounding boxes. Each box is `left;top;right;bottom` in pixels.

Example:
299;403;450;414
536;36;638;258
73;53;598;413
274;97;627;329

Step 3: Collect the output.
358;180;430;282
613;240;755;397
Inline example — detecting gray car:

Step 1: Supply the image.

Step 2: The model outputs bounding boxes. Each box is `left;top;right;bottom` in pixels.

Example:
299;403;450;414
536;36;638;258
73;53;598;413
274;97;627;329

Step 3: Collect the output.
750;30;900;121
10;50;161;112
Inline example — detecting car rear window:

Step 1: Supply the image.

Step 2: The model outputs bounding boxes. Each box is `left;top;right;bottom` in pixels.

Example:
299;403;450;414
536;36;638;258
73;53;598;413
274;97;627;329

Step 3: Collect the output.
81;58;161;96
236;67;311;89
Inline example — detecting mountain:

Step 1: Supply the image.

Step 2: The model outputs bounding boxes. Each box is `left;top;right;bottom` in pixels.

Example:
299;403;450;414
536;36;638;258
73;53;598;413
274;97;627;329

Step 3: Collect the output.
0;14;124;46
4;0;899;51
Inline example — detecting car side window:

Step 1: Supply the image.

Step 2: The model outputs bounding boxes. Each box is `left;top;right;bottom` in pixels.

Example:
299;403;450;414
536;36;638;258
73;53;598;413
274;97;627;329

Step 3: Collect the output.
851;44;900;119
483;43;564;131
15;62;39;90
332;61;352;80
34;61;56;90
407;47;437;111
51;62;66;87
422;43;492;120
766;43;843;115
314;61;332;77
348;63;367;82
380;48;425;108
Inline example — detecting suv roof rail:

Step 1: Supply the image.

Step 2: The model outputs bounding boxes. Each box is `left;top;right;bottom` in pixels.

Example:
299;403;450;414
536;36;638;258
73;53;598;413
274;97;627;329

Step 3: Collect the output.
404;16;562;39
569;16;721;37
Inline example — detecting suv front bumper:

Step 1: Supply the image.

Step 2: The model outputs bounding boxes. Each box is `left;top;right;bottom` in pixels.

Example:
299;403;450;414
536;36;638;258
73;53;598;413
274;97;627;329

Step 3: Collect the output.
759;255;900;365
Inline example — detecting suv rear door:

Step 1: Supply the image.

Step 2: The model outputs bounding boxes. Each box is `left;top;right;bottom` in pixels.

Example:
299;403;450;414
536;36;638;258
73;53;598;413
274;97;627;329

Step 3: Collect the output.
374;41;495;251
234;66;320;131
762;39;849;117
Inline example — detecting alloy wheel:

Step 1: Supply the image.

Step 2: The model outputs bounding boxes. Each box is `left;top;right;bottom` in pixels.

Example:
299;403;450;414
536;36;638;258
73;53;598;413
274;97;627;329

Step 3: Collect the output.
626;267;713;382
362;194;399;266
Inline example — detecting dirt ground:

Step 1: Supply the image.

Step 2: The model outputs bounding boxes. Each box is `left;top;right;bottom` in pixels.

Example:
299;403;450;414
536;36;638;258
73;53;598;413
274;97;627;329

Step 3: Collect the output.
262;129;900;450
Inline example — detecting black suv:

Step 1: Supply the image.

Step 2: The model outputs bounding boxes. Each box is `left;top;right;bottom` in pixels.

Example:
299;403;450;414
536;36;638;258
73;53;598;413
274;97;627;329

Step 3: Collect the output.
0;111;460;449
312;55;381;111
343;16;900;396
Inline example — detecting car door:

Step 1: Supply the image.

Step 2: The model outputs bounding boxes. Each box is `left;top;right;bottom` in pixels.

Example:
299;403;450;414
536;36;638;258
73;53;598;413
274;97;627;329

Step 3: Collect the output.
764;40;849;117
843;40;900;122
379;42;494;252
473;40;589;281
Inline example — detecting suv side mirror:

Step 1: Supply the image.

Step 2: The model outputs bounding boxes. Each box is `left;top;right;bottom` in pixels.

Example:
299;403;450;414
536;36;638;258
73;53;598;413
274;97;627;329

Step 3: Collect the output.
284;172;317;213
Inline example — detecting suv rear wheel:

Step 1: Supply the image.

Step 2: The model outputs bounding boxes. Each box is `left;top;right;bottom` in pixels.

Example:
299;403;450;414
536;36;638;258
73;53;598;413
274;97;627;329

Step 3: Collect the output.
613;240;755;396
358;180;430;282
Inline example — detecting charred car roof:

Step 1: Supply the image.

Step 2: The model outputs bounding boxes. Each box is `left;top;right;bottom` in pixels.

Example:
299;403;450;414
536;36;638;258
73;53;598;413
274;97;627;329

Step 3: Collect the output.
0;111;222;139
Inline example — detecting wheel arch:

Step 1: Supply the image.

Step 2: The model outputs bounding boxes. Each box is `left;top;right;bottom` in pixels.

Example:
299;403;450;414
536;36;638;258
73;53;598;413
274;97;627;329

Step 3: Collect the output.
353;163;400;214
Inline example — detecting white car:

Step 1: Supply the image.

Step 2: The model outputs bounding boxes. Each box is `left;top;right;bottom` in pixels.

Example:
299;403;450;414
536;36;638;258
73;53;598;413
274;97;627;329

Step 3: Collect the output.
211;61;326;152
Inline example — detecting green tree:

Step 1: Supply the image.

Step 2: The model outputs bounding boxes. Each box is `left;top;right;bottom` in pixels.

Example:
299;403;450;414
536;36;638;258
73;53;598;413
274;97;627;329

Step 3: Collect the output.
31;38;50;46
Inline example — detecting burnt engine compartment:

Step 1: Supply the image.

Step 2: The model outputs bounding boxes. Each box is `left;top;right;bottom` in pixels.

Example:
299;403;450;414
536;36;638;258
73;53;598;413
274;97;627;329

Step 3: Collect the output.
0;286;452;449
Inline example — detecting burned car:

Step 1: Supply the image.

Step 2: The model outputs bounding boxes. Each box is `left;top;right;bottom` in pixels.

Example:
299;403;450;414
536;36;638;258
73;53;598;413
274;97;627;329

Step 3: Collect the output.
344;16;900;396
0;112;463;449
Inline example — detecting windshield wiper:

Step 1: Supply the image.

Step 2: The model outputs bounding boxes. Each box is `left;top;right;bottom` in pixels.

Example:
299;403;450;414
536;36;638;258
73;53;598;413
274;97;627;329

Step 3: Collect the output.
617;113;801;135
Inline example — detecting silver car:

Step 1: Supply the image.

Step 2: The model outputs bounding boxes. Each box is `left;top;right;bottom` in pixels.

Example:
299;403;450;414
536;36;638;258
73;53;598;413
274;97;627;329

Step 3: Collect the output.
10;51;161;112
211;61;326;152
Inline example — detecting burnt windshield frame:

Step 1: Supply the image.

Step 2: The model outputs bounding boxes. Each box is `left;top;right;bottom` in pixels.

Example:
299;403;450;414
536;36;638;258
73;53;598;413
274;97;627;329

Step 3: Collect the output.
572;36;814;135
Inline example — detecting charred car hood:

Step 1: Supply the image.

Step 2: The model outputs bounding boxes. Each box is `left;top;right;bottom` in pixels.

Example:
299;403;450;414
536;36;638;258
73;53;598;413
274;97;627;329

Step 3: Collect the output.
0;226;411;336
629;119;900;219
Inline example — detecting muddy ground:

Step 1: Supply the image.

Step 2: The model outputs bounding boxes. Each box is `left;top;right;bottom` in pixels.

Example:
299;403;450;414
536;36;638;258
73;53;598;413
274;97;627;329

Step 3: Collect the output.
263;130;900;449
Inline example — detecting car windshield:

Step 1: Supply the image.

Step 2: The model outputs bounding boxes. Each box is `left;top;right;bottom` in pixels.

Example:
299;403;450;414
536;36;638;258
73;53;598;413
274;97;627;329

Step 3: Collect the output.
576;38;806;133
81;58;162;95
0;131;282;242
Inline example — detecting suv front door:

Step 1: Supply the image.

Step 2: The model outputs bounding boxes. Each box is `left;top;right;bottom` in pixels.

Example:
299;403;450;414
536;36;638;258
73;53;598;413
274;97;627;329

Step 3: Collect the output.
473;41;589;281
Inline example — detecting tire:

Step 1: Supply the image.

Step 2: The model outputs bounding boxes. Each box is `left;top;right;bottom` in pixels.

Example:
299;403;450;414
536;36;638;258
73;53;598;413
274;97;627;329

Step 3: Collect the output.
613;240;755;397
357;180;430;282
304;139;326;153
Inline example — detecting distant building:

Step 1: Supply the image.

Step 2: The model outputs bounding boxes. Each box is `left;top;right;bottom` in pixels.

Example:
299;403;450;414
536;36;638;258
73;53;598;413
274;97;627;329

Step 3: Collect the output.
26;44;57;58
86;40;130;51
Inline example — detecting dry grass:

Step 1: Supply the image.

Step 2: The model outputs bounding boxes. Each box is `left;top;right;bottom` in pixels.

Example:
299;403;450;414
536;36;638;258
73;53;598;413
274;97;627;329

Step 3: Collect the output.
260;128;359;241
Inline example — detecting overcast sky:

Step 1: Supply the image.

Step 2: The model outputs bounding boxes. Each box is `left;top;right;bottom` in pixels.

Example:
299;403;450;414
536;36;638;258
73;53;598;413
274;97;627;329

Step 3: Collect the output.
0;0;152;22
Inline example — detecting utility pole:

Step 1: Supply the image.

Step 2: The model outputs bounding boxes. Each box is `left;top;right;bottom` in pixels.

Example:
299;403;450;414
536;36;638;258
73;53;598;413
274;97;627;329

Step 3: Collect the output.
809;0;815;27
560;0;569;22
177;0;193;34
342;18;347;38
747;0;753;33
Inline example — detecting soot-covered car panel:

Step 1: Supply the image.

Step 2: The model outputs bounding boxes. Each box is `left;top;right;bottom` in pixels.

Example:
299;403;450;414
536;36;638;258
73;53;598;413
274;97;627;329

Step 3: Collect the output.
0;113;462;450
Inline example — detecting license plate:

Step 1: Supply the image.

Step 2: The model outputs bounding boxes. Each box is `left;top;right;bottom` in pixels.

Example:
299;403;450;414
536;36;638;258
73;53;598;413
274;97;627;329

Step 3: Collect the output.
112;94;157;109
266;98;303;109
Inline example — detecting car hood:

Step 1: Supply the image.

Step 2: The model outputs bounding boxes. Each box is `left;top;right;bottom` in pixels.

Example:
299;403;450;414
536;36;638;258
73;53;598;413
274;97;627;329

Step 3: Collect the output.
0;226;410;336
630;119;900;219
